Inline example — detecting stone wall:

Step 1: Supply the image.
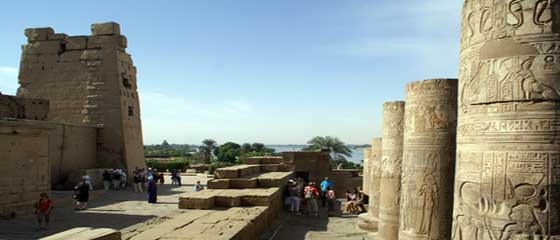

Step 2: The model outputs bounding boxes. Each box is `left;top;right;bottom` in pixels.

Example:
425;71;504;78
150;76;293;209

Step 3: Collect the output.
17;22;144;171
48;123;98;187
0;120;50;217
453;1;560;238
0;94;48;120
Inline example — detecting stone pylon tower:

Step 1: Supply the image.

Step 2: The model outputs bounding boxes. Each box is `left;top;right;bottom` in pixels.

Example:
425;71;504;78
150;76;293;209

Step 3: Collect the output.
17;22;145;170
454;1;560;239
400;79;457;240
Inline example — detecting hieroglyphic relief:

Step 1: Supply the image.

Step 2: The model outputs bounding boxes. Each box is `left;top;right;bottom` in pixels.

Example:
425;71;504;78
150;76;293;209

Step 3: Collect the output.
460;0;560;108
378;101;405;240
456;1;560;238
400;79;457;240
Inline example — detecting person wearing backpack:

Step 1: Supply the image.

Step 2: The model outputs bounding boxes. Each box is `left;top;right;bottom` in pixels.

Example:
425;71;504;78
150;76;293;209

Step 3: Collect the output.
304;182;319;216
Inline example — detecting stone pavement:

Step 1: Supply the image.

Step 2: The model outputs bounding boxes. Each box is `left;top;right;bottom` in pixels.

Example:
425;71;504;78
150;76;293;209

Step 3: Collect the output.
0;175;207;240
265;203;375;240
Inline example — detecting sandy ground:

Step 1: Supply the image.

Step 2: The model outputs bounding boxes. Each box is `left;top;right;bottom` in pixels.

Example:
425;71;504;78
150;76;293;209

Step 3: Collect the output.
0;175;207;240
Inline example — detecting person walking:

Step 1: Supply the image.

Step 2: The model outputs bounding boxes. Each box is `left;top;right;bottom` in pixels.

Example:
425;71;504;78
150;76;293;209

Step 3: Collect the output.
102;170;111;191
304;182;319;216
176;169;182;186
133;170;143;192
147;176;157;203
288;181;302;215
35;193;53;230
320;177;333;207
74;179;90;211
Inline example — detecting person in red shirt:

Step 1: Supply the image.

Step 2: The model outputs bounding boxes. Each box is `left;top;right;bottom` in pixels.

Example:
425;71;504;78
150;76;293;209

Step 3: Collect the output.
304;182;320;216
35;193;53;230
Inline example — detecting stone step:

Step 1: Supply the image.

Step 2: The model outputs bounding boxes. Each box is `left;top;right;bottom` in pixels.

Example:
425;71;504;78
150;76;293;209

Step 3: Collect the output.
40;227;121;240
160;207;269;240
214;164;261;179
207;171;294;189
179;188;281;210
128;210;214;240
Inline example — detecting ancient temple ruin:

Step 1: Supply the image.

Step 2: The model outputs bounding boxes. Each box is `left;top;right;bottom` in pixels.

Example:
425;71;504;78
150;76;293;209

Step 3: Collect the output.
0;22;145;217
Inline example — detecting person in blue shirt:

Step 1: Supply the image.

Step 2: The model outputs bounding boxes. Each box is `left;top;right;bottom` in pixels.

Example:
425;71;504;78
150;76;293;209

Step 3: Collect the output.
320;177;333;207
194;180;203;192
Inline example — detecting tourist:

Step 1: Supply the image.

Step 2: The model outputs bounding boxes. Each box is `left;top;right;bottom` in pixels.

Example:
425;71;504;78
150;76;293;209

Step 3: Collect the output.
133;170;143;192
111;169;121;190
320;177;333;207
120;169;127;189
102;170;111;191
175;169;182;186
147;176;157;203
326;186;336;212
288;180;302;215
83;173;93;190
194;180;203;192
303;182;319;216
158;171;165;184
345;190;353;202
35;193;53;230
74;178;90;211
170;169;178;185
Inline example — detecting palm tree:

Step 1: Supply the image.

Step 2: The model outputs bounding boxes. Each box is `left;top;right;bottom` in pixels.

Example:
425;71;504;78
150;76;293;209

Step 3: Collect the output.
198;139;217;164
304;136;352;161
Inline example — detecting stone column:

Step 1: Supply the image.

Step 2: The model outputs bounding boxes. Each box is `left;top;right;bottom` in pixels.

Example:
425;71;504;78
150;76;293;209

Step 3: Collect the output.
358;137;383;232
399;79;457;240
453;1;560;239
378;101;405;240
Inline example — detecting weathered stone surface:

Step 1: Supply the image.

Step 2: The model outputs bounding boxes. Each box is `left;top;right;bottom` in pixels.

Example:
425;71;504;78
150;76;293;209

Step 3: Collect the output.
359;137;382;232
378;101;405;240
215;191;244;207
400;79;457;240
207;179;230;189
91;22;120;36
214;164;260;179
454;1;560;239
24;27;54;42
65;36;88;50
40;227;120;240
229;178;258;189
128;210;213;240
256;171;294;188
178;190;221;209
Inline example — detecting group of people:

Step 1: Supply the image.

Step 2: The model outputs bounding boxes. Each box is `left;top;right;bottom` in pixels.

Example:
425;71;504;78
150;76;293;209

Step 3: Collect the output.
102;169;128;191
344;187;368;214
284;177;337;216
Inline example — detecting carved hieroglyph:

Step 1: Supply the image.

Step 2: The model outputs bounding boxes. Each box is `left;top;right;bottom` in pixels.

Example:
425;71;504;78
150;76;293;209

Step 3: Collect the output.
400;79;457;240
454;1;560;239
369;138;383;223
378;101;405;240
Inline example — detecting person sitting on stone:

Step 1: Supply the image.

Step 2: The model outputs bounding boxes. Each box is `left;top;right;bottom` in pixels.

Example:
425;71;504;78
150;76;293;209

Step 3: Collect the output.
194;180;203;192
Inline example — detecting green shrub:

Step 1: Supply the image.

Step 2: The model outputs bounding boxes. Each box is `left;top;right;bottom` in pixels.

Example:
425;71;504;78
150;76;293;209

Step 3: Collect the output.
208;161;234;174
145;158;191;172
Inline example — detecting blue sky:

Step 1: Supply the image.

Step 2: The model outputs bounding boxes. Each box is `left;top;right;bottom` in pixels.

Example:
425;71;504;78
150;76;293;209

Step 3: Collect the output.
0;1;462;145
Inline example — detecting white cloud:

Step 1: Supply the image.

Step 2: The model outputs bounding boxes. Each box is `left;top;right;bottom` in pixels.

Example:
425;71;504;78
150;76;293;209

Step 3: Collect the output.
0;66;19;95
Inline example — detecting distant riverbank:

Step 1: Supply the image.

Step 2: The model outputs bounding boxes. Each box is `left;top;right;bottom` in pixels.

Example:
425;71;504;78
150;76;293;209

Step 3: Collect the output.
268;145;365;164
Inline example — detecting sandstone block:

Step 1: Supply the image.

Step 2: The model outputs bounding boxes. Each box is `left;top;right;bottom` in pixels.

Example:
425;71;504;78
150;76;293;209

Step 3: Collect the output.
178;190;220;209
40;227;120;240
66;36;88;50
256;171;293;188
238;165;261;177
215;191;244;207
259;164;281;172
91;22;120;35
214;168;239;179
48;33;68;40
22;41;62;55
87;35;125;49
243;157;261;164
25;27;54;42
229;178;258;189
260;157;283;164
206;179;230;189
